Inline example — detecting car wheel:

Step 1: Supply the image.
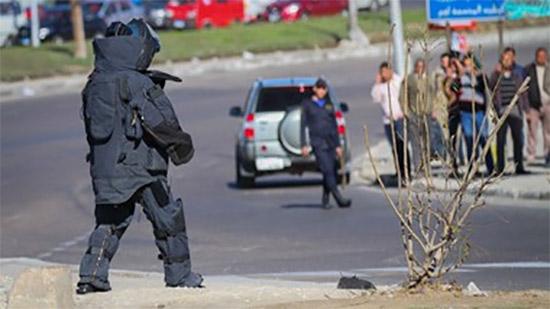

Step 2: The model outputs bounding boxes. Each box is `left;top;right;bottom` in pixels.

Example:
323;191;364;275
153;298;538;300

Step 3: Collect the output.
341;9;349;18
300;11;309;21
236;156;255;188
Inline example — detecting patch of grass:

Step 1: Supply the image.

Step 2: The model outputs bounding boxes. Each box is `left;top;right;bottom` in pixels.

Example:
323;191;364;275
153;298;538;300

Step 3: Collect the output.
0;10;425;81
1;9;544;82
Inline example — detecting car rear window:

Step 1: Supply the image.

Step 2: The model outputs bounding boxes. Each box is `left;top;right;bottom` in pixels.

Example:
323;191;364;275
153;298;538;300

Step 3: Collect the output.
255;86;313;112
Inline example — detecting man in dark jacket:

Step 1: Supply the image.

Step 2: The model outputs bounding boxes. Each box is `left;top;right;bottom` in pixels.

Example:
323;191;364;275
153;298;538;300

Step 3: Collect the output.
490;49;530;175
76;19;202;294
300;78;351;209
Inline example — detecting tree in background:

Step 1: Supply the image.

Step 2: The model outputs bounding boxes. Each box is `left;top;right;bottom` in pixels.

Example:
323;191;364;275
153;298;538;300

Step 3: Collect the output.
70;0;86;59
348;0;369;46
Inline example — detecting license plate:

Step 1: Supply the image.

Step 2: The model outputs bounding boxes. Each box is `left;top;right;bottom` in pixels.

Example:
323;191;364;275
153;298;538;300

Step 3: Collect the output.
173;20;186;29
256;158;285;171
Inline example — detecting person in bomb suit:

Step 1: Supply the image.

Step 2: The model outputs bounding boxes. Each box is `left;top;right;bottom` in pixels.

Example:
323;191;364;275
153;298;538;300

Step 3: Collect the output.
76;19;203;294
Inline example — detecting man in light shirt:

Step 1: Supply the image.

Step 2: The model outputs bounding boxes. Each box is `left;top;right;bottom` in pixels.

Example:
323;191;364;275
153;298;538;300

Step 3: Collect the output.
525;47;550;167
371;62;410;179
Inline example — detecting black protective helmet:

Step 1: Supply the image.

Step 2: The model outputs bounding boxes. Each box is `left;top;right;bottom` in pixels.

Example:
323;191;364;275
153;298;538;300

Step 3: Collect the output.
103;19;161;70
126;19;161;70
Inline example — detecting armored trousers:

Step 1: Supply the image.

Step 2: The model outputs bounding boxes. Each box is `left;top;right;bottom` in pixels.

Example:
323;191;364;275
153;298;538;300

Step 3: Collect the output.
78;179;192;290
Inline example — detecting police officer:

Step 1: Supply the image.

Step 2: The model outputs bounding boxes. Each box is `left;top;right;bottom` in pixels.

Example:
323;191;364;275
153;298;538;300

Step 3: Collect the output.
300;78;352;209
76;19;202;294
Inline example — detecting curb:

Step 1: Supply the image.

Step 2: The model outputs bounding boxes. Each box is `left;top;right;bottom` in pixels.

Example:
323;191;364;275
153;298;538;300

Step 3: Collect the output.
1;25;548;102
353;142;550;201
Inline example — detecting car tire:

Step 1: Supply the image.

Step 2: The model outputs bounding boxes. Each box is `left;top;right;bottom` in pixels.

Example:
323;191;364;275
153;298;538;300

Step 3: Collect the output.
236;156;255;188
300;12;309;21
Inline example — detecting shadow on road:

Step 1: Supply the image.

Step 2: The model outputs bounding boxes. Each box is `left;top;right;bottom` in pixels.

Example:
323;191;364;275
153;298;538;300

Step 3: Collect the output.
280;203;324;210
226;178;323;190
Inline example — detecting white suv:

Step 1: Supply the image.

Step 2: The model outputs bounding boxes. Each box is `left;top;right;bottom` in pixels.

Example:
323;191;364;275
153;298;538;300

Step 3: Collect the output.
229;77;351;188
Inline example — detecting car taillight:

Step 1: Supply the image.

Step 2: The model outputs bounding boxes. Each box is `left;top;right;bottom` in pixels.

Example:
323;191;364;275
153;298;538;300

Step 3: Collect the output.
335;111;346;136
244;113;255;141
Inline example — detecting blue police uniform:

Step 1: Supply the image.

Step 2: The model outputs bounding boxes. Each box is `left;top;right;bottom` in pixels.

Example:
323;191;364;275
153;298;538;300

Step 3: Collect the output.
300;96;351;208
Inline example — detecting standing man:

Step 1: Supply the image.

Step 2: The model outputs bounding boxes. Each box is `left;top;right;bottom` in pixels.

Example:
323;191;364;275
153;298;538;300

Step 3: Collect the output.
455;54;494;175
77;19;203;294
301;78;351;209
371;62;410;180
525;47;550;167
401;58;445;174
490;49;530;175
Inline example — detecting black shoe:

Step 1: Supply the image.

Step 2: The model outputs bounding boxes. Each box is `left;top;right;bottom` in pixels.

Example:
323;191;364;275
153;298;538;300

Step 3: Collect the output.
545;154;550;168
515;169;531;175
331;188;351;208
167;272;204;288
322;187;331;209
76;283;111;295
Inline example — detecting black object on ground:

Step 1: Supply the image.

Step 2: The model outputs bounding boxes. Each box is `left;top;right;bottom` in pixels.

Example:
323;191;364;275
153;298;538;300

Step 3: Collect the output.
337;276;376;290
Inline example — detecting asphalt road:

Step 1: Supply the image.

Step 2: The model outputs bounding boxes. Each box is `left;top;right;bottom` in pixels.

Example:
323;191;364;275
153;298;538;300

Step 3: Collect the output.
1;38;549;290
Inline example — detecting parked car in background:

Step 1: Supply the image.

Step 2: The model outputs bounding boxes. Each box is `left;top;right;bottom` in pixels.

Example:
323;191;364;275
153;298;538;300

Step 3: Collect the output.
356;0;387;11
142;0;169;28
165;0;244;30
0;0;26;47
244;0;275;23
263;0;348;22
229;77;351;188
18;0;143;44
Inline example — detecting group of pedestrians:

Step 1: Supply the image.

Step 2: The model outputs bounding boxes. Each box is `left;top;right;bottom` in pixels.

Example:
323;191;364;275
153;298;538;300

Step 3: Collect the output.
371;46;550;179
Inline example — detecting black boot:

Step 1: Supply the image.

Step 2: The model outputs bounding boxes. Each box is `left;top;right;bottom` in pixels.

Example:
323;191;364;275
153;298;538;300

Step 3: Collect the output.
167;272;204;288
76;283;111;295
330;187;351;208
322;186;331;209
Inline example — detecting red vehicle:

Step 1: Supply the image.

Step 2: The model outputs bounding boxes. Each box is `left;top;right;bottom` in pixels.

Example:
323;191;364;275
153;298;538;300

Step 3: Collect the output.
165;0;244;29
263;0;348;22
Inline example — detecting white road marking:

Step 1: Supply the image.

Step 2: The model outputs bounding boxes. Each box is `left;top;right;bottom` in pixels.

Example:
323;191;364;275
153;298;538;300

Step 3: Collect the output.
36;233;89;260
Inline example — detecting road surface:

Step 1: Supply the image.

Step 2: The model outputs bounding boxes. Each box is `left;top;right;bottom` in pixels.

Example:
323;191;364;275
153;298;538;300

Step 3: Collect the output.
1;37;549;290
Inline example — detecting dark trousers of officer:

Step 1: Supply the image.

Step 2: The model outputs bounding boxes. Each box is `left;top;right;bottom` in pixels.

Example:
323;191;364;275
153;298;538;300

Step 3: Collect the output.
78;179;192;290
496;113;525;173
312;146;338;192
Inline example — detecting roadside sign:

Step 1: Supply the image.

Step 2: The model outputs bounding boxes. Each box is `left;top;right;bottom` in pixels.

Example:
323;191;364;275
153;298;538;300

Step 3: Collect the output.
427;0;506;23
505;0;550;20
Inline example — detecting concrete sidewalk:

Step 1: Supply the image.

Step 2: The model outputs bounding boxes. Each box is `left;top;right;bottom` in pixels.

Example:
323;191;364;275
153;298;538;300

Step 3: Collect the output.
353;134;550;201
0;258;375;309
1;25;548;102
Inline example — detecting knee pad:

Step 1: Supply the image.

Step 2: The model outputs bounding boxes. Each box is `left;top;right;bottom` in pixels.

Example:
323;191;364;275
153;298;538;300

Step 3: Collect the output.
150;199;190;265
87;225;119;261
151;198;186;237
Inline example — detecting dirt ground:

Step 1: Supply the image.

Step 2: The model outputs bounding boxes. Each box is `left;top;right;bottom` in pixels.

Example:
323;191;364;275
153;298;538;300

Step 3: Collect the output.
266;290;550;309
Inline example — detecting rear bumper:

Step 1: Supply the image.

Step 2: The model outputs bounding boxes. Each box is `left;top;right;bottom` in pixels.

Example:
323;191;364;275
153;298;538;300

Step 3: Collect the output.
238;141;352;178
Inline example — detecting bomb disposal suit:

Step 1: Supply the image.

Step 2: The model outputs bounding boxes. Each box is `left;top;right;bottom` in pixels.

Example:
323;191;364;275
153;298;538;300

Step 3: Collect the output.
76;19;202;294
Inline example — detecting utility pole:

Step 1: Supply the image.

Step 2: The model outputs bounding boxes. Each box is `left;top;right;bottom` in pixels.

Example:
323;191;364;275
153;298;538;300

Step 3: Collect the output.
389;0;406;75
347;0;369;46
70;0;87;59
30;0;39;48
